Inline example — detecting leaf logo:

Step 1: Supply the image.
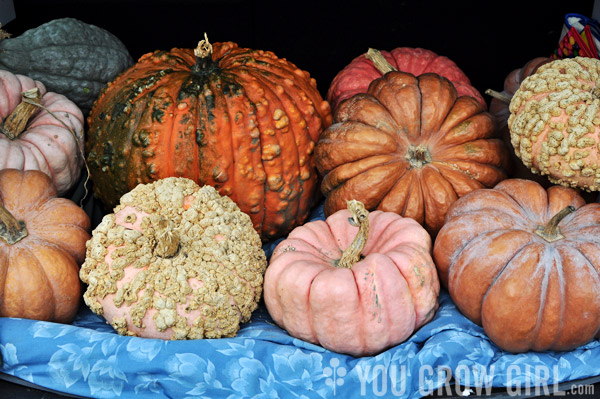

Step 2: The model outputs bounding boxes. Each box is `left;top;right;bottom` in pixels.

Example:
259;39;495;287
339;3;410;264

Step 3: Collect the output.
323;357;346;396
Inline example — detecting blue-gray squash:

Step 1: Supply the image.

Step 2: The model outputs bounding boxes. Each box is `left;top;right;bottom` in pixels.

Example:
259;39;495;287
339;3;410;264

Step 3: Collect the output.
0;18;133;114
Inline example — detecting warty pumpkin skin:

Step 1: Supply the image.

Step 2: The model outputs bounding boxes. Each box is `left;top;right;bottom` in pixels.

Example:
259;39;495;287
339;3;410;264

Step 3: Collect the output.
86;39;332;241
80;177;267;340
433;178;600;353
0;169;91;323
316;70;509;234
327;47;485;112
508;57;600;191
0;69;85;195
264;200;439;357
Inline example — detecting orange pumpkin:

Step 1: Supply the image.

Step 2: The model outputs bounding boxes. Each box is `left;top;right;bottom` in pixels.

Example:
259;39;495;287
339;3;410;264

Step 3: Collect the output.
0;169;91;323
433;178;600;352
315;66;509;234
264;200;439;356
86;37;332;241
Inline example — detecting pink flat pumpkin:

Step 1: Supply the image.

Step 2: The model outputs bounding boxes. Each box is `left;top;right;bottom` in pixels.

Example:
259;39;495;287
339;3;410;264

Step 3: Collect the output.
263;200;440;356
0;69;85;195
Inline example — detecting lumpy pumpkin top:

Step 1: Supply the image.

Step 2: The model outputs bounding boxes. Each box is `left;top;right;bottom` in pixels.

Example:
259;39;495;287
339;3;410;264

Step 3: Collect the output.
508;57;600;190
80;177;267;339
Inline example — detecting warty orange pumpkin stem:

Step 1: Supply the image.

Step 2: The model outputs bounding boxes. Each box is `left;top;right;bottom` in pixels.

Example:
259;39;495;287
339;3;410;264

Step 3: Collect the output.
1;88;42;140
0;204;28;244
534;205;576;242
337;200;369;269
192;32;215;74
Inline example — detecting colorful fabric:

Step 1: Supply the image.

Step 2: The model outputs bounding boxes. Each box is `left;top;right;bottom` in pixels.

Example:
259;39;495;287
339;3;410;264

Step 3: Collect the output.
1;204;599;399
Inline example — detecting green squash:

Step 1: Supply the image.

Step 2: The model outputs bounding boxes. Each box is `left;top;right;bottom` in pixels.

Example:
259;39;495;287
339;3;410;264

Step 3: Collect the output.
0;18;133;114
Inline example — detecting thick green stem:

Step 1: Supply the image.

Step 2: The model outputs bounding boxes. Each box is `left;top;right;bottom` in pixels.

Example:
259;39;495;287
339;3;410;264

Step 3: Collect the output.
337;200;370;269
0;204;28;244
534;205;576;242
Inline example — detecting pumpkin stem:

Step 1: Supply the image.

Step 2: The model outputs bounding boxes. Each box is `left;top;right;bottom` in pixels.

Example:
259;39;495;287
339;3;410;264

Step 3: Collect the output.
485;88;512;104
1;88;43;140
0;204;28;245
153;216;180;258
365;48;398;74
337;200;370;269
534;205;576;242
192;32;214;72
0;24;11;41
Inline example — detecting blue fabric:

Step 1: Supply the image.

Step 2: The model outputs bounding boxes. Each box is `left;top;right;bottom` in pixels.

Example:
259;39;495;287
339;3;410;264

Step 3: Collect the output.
1;203;600;399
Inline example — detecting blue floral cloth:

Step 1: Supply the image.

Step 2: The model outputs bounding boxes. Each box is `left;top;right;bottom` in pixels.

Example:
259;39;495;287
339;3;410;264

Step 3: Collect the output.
1;204;600;399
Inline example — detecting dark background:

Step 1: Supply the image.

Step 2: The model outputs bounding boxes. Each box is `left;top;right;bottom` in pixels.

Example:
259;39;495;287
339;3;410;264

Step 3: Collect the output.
3;0;597;105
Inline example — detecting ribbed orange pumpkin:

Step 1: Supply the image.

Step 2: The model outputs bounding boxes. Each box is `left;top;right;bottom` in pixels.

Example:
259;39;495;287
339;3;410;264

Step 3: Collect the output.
0;169;91;323
86;37;332;241
315;66;509;234
433;179;600;353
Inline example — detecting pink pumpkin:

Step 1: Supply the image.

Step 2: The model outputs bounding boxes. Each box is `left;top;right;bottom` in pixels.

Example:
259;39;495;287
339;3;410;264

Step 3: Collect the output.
0;69;85;195
263;200;439;356
327;47;485;112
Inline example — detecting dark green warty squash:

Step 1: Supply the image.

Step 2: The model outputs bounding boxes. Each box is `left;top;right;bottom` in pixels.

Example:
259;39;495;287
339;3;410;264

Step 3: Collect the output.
0;18;133;113
86;39;332;241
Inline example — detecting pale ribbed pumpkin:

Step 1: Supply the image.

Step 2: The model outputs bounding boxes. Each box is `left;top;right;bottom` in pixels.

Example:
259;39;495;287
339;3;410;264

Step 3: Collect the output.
316;64;509;235
327;47;485;112
433;178;600;353
86;37;332;241
264;200;439;356
0;69;85;195
0;169;91;323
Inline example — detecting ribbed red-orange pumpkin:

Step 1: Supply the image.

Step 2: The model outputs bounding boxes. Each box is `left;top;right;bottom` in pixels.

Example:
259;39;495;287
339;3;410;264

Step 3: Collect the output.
86;38;332;241
327;47;485;112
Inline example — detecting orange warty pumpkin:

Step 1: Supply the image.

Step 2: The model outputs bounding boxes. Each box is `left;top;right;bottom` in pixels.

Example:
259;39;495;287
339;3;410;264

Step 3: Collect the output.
315;68;509;234
0;169;91;323
86;37;332;241
433;178;600;353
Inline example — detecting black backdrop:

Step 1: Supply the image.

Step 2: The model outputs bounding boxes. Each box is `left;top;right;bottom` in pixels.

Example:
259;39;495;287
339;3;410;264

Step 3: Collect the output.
4;0;597;105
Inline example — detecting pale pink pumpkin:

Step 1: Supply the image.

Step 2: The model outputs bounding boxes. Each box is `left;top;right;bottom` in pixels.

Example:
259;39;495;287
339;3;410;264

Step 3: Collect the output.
327;47;485;112
0;69;85;195
263;200;440;356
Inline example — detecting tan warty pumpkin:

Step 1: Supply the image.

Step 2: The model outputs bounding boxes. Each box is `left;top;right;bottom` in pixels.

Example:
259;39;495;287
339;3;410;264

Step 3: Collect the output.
86;36;332;241
315;53;509;234
508;56;600;191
